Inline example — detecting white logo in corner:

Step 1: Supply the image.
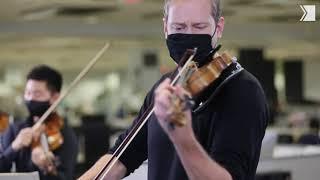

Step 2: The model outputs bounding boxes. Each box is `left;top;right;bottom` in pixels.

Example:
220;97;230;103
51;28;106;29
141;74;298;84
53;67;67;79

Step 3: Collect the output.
300;5;316;22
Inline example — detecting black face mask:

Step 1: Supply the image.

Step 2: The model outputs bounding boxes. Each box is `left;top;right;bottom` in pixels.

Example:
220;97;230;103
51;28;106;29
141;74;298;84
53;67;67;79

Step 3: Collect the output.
25;100;51;117
166;33;215;67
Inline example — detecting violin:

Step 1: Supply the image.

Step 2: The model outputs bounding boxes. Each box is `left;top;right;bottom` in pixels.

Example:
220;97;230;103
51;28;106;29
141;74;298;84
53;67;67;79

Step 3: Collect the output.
32;112;64;151
31;112;64;175
0;112;9;133
168;49;233;126
93;48;237;179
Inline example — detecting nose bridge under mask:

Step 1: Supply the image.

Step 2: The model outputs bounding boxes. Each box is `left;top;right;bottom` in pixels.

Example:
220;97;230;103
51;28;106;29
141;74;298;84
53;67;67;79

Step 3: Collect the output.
166;34;214;66
166;23;219;66
25;100;51;117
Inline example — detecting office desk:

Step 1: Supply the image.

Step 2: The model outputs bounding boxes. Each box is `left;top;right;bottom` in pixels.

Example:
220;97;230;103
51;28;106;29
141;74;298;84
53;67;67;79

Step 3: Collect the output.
124;145;320;180
0;172;39;180
257;145;320;180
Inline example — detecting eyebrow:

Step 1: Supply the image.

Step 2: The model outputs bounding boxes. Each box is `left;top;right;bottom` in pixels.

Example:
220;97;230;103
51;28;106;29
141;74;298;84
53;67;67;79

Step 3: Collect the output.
192;22;210;26
171;22;186;26
28;89;42;94
170;22;209;26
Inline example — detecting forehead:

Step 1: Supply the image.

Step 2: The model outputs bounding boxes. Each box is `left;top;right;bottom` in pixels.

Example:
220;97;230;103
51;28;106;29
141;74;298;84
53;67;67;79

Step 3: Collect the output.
25;79;48;91
167;0;212;22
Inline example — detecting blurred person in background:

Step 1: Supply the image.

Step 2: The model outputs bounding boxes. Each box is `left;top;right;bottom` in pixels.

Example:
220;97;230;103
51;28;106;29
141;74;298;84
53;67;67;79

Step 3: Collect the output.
298;116;320;145
0;65;78;180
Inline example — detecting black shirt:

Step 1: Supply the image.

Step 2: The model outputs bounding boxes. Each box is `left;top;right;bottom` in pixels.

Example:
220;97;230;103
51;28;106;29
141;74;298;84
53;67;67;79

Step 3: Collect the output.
110;63;269;180
0;117;78;180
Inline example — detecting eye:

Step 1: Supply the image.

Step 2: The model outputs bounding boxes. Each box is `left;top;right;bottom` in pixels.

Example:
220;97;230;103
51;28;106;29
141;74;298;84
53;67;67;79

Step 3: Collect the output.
194;23;208;29
175;27;184;31
171;24;186;32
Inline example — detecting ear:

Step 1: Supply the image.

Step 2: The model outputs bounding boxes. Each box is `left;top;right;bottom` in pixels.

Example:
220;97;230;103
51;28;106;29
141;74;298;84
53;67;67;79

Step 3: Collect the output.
163;17;168;39
216;16;225;39
50;92;60;104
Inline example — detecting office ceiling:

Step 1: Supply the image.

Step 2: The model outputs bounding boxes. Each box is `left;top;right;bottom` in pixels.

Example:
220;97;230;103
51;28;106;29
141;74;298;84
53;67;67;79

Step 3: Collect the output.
0;0;313;23
0;0;319;73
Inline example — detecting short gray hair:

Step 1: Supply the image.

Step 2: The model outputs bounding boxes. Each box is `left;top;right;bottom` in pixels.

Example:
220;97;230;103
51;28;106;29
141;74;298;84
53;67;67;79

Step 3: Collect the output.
163;0;221;23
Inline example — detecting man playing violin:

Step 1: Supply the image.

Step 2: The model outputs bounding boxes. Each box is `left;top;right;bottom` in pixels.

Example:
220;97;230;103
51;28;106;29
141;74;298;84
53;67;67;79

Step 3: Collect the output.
0;65;78;180
80;0;268;179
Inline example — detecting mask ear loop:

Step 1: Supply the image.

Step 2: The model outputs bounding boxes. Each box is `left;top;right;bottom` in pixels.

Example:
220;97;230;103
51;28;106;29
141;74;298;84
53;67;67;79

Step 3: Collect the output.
211;21;219;49
199;23;220;67
211;20;221;55
210;44;222;56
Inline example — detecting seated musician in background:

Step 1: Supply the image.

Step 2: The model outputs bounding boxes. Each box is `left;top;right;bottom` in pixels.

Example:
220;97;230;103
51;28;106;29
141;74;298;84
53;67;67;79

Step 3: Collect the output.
0;65;78;180
298;116;320;145
80;0;268;180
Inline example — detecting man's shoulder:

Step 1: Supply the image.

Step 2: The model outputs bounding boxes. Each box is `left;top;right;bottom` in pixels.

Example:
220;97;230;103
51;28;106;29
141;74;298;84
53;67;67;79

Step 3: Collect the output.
5;120;27;134
0;120;26;148
222;70;269;114
208;69;267;108
226;69;264;94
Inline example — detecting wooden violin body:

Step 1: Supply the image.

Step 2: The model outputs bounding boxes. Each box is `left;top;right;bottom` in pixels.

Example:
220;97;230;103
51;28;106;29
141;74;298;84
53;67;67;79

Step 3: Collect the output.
32;112;64;151
0;112;9;133
185;52;233;96
168;51;233;126
31;112;64;175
